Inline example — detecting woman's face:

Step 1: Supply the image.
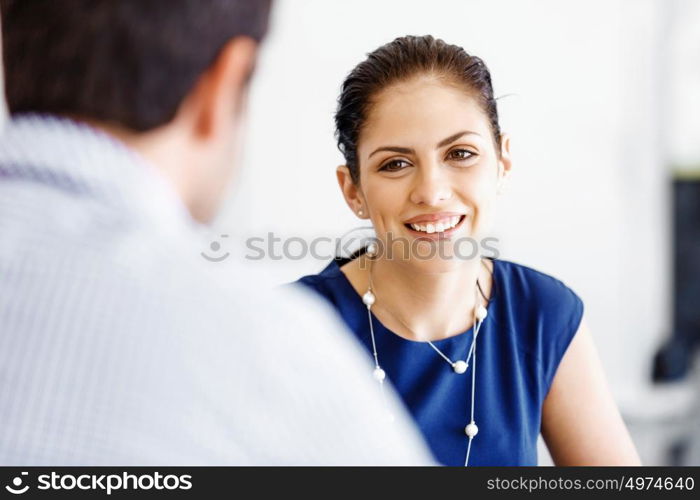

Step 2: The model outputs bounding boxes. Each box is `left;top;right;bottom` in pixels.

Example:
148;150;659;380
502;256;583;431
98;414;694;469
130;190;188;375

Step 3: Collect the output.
339;75;511;271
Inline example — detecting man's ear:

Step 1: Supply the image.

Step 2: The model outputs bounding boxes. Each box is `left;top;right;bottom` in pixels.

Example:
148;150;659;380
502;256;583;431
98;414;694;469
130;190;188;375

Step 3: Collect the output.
185;36;258;140
497;133;512;195
336;165;368;218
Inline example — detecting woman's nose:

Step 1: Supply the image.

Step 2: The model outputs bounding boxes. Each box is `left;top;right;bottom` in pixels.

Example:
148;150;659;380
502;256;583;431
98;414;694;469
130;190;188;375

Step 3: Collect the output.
409;164;453;206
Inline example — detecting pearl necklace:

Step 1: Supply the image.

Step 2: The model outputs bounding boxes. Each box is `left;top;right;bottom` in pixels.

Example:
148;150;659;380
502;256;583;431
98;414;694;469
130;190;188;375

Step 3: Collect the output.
360;245;489;466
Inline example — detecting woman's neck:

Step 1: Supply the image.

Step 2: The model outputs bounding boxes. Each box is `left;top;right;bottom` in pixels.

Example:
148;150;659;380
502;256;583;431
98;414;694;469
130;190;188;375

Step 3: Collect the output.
344;253;492;341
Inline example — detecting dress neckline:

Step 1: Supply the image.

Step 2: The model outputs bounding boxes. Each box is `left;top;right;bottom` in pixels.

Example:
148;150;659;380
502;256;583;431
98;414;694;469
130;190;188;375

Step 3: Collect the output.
323;256;500;346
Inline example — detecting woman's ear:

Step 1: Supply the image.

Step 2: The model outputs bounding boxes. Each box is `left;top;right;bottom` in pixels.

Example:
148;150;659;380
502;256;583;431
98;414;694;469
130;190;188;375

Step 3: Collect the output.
497;133;512;195
336;165;368;218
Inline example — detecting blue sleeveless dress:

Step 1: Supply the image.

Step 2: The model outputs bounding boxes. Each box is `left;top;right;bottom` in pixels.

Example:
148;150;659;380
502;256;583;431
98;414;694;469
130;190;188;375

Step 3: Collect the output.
294;256;584;466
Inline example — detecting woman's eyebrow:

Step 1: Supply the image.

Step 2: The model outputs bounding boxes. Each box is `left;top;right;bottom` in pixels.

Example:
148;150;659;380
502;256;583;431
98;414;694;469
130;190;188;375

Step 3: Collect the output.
369;130;481;158
436;130;480;148
368;146;415;158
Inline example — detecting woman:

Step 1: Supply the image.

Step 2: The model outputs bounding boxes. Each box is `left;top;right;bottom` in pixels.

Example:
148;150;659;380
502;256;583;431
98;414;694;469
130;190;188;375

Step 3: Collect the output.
295;35;641;466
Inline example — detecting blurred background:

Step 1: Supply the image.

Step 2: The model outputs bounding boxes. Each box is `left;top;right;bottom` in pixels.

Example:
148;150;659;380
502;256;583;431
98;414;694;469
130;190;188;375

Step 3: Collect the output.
3;0;699;465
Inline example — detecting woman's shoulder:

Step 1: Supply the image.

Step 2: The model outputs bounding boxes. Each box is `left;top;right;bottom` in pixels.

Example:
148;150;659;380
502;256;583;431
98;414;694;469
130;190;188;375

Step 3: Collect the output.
494;258;583;312
494;258;585;351
494;258;585;390
290;259;350;304
295;259;342;285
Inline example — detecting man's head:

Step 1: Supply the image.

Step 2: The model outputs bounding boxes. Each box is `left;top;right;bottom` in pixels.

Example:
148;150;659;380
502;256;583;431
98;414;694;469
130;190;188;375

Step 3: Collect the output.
1;0;272;222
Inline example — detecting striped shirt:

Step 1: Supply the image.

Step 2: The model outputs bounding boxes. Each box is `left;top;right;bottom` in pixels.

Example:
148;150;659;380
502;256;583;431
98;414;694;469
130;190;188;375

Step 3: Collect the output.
0;114;432;465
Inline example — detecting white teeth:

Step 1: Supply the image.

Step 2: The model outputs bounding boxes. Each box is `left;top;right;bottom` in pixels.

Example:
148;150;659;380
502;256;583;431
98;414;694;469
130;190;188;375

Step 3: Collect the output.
408;216;463;233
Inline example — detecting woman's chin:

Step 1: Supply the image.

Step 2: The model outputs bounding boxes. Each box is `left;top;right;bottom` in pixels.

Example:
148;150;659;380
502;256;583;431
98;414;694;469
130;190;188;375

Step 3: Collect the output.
385;240;480;273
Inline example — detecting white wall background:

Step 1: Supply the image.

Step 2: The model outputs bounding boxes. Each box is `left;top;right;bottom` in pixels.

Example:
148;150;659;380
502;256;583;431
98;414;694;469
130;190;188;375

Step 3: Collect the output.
215;0;683;416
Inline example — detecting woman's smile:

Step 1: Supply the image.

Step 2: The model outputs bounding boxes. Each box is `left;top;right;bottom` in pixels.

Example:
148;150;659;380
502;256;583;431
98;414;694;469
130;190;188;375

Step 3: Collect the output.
402;212;468;240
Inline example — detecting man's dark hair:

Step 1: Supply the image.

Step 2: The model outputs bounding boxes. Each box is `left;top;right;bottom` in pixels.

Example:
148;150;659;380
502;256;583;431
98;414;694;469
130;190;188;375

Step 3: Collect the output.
0;0;272;131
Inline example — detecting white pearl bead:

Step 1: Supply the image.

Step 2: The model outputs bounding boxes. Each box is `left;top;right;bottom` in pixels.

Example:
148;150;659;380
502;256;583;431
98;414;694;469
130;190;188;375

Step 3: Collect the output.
366;242;378;257
465;422;479;438
373;367;385;382
476;305;488;321
362;290;375;307
452;360;468;374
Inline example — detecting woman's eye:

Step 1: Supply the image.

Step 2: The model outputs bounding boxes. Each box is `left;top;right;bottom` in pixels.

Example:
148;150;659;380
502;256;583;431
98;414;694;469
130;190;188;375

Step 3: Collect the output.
379;159;410;172
447;149;477;161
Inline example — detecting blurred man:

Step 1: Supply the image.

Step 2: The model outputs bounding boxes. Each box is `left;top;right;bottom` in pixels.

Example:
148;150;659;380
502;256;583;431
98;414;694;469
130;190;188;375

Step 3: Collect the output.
0;0;431;464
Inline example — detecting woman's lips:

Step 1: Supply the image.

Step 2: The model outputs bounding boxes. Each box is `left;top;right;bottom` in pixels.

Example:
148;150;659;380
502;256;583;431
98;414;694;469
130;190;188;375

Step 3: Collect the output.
403;211;465;224
403;214;467;240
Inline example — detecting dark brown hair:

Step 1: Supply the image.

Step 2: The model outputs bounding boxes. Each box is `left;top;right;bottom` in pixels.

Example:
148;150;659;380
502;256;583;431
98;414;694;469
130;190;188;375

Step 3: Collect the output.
335;35;501;184
1;0;272;131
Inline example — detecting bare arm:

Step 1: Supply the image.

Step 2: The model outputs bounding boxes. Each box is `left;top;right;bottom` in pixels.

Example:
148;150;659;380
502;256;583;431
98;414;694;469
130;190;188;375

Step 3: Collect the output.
541;318;642;465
